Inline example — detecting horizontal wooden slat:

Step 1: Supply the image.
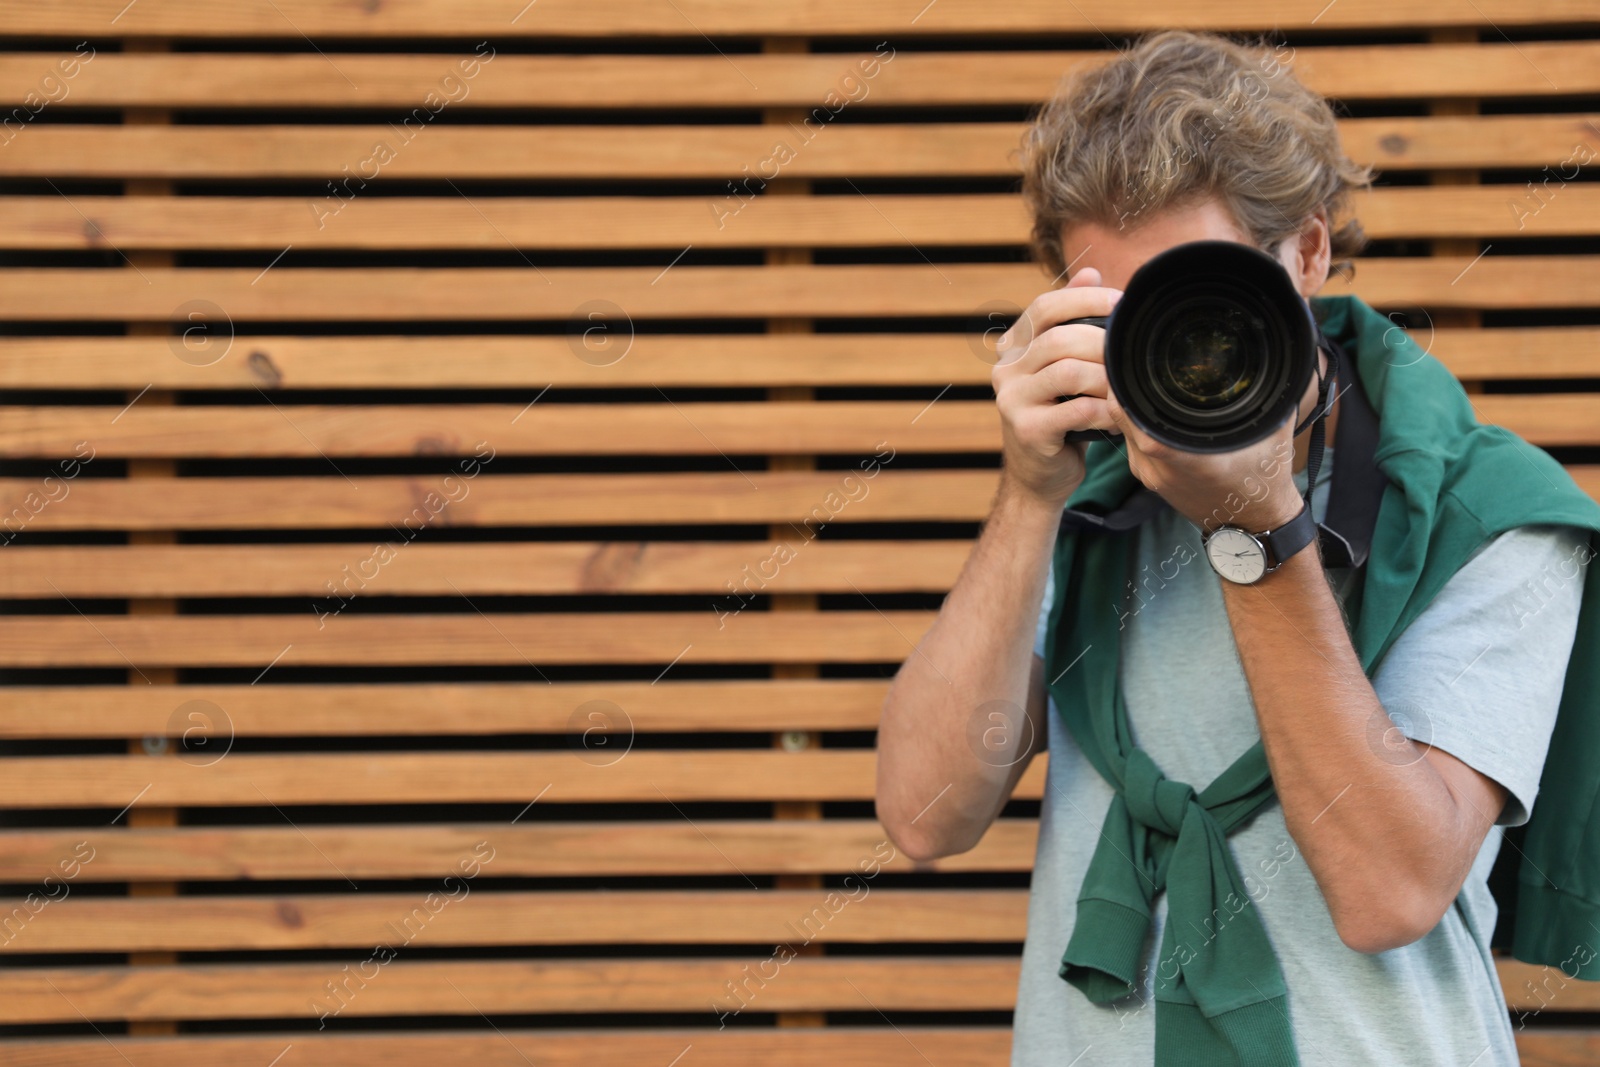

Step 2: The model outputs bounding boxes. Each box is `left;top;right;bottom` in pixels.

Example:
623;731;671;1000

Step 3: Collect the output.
1468;396;1600;448
1;0;1594;35
0;401;994;457
0;470;1001;530
1500;959;1600;1012
0;954;1587;1024
0;888;1029;952
0;750;1047;807
1289;41;1600;99
0;540;970;597
0;820;1039;881
0;332;1003;387
11;43;1600;110
4;1030;1591;1067
6;185;1597;255
0;194;1031;252
0;124;1024;179
0;325;1593;390
1;117;1595;180
0;1030;1015;1067
1421;327;1600;379
0;957;1022;1023
0;610;939;667
1355;186;1600;240
1338;115;1600;170
0;257;1595;324
0;394;1591;460
0;680;892;738
1517;1030;1600;1067
15;264;1040;321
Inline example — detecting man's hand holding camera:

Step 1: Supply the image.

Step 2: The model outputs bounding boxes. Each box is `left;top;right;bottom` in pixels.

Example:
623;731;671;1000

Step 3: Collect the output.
990;268;1121;510
1110;385;1305;537
994;265;1306;535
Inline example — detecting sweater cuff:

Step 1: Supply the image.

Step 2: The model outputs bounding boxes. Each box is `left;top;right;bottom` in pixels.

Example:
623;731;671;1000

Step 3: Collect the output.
1059;897;1152;1003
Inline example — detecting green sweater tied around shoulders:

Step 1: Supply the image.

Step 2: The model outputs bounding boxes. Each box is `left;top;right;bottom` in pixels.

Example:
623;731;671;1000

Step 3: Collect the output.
1040;294;1600;1066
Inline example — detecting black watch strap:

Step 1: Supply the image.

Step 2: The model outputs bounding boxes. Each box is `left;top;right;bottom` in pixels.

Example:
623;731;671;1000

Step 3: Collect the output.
1260;498;1318;571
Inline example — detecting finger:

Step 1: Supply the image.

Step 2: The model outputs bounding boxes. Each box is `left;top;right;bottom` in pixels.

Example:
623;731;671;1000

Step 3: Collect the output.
1065;266;1102;289
1034;395;1120;441
995;280;1121;363
1017;356;1108;406
1005;319;1108;378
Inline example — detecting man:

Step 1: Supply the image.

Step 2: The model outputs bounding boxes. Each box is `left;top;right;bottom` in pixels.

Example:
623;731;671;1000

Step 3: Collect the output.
874;31;1597;1066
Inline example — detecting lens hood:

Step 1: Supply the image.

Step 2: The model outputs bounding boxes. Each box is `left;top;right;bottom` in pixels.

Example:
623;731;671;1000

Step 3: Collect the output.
1100;239;1317;453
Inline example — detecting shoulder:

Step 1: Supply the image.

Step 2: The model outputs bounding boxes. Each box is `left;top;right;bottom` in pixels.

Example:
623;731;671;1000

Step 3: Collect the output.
1449;524;1591;619
1373;522;1590;827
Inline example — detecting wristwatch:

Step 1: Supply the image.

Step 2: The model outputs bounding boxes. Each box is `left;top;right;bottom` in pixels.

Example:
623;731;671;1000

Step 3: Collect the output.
1203;499;1317;585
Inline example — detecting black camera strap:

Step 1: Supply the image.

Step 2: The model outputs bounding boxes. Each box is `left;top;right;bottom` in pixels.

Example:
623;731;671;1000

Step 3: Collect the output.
1293;324;1341;517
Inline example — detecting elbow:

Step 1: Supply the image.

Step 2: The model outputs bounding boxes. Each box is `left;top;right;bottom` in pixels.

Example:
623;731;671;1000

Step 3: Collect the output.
883;823;944;864
1332;887;1446;955
874;796;976;863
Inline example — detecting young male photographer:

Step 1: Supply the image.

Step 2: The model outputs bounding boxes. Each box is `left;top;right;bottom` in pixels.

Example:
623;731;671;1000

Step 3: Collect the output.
874;31;1600;1066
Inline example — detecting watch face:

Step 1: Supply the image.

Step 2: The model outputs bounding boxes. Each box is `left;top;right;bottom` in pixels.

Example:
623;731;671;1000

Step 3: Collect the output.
1206;527;1268;584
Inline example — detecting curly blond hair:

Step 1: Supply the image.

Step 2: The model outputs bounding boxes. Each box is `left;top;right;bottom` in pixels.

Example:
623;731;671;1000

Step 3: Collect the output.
1019;31;1373;279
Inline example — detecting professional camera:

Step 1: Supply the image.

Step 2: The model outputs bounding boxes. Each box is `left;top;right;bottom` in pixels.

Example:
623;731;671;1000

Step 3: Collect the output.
1061;239;1318;453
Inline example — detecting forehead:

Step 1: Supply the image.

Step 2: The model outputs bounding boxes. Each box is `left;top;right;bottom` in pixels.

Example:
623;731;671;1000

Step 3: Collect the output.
1059;199;1253;290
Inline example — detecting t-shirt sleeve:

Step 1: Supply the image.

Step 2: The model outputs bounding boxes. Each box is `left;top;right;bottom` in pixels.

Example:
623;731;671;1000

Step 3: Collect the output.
1370;523;1590;827
1033;561;1056;661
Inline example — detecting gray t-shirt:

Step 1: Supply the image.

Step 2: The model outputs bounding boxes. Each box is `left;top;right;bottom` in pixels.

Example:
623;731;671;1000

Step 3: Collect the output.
1015;448;1588;1067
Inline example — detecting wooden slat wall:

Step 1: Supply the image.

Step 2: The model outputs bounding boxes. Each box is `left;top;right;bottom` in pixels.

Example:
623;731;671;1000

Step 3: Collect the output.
0;5;1596;1066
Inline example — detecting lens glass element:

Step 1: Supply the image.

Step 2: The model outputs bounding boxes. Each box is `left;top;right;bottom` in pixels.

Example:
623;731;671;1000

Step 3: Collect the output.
1156;305;1260;411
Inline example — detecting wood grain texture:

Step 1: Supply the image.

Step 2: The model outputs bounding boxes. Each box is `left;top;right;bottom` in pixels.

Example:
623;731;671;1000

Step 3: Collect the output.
0;469;1002;530
0;888;1030;951
0;331;1004;387
0;957;1024;1023
8;43;1599;109
0;400;995;456
0;680;893;738
0;540;972;597
0;821;1040;881
0;116;1594;179
0;0;1594;35
0;1030;1014;1067
0;750;1048;806
0;193;1032;252
0;610;939;667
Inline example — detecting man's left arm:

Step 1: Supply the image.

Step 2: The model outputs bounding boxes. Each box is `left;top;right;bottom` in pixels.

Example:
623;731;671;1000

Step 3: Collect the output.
1221;523;1585;954
1106;384;1586;955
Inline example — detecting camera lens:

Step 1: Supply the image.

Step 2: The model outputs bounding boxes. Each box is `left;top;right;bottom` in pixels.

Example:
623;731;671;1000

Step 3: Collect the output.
1099;240;1316;453
1155;303;1262;411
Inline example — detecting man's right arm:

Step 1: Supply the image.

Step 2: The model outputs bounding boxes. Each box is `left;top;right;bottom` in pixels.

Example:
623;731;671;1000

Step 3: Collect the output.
874;478;1062;860
874;270;1122;860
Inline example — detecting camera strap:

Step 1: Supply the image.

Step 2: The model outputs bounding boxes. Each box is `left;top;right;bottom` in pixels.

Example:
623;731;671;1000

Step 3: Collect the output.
1293;325;1342;513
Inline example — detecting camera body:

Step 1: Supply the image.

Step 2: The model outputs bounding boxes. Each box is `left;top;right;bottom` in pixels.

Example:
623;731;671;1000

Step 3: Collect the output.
1060;239;1318;453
